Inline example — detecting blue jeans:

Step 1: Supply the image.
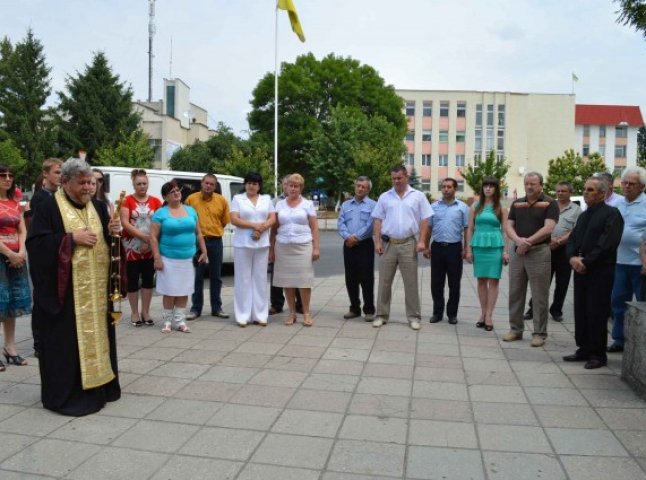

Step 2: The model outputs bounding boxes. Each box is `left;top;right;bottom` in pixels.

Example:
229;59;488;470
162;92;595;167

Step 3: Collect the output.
610;264;643;347
191;237;223;315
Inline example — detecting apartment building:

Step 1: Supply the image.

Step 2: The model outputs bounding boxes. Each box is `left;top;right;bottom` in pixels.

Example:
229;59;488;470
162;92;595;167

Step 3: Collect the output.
133;78;216;169
575;104;644;177
397;89;576;196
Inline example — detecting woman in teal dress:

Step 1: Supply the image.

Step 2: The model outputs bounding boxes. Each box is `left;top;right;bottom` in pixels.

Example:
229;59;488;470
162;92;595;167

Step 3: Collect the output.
465;176;509;331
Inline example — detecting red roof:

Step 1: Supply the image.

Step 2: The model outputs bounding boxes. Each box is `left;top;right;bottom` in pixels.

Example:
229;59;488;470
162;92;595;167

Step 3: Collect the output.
576;104;644;127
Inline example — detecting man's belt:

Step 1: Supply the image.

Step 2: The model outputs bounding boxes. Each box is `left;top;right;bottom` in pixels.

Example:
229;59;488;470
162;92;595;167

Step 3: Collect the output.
204;236;222;241
388;236;415;245
432;241;461;247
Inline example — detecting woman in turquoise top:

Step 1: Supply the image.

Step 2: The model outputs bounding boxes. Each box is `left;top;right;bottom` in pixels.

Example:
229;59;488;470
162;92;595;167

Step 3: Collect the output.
150;181;206;333
465;176;509;331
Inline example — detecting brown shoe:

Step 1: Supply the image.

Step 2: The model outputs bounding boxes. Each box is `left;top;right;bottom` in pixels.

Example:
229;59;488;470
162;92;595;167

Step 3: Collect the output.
269;306;282;315
502;331;523;342
530;337;545;347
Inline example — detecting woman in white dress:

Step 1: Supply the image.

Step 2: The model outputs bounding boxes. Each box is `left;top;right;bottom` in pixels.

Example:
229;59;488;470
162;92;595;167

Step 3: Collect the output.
230;172;276;327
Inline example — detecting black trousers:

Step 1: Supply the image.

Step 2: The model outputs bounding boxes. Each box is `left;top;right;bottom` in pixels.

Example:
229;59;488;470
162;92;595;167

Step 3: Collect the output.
573;264;614;362
430;242;463;318
527;245;572;316
343;240;375;315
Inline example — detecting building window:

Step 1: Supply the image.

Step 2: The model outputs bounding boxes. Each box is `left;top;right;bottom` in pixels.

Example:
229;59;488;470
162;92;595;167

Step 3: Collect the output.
405;101;415;117
582;144;590;156
439;130;449;142
438;154;448;166
405;153;415;165
497;129;504;151
405;130;415;141
487;104;494;125
456;131;466;143
599;125;606;138
475;129;482;151
615;145;627;157
474;153;482;165
455;154;465;166
421;180;431;192
616;126;628;138
497;105;505;127
422;154;431;166
457;101;466;118
422;130;432;142
614;166;626;177
599;145;606;157
486;129;494;151
583;125;590;137
422;101;432;117
476;104;482;127
440;101;449;117
456;180;464;192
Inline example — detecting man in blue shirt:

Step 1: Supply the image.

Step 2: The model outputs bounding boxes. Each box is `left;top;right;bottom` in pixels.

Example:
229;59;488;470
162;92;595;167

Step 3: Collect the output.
338;176;377;321
608;167;646;353
424;178;469;324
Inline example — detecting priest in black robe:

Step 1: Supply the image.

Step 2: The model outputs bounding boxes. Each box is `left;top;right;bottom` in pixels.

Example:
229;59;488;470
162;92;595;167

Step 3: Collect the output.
27;158;122;416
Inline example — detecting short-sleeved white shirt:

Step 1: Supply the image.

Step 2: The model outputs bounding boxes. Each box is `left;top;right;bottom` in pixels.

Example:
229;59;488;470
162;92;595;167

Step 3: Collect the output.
371;186;433;239
230;193;275;248
275;197;316;244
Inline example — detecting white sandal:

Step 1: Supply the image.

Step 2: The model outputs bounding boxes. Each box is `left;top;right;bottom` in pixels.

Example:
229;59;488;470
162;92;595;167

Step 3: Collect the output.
161;321;172;333
176;322;191;333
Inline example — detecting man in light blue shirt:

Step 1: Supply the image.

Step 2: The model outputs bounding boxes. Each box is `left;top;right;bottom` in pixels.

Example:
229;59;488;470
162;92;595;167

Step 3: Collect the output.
609;167;646;352
338;176;377;321
423;178;469;324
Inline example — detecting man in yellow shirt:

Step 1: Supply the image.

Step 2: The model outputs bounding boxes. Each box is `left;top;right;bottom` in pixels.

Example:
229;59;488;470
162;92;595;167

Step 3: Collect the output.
185;174;231;319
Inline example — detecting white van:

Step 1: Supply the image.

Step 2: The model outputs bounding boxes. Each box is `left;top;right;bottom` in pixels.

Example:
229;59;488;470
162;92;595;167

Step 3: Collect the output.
97;166;244;263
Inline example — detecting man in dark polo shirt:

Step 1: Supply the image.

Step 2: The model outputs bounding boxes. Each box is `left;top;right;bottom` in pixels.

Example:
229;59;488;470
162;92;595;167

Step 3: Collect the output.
504;172;559;347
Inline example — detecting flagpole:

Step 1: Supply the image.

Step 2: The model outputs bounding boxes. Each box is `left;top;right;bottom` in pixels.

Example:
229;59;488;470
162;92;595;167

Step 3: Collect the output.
274;4;279;197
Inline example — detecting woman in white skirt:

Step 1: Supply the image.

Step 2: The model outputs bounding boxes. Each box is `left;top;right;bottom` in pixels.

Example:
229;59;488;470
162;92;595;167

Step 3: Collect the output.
230;172;276;327
150;181;207;333
270;173;320;326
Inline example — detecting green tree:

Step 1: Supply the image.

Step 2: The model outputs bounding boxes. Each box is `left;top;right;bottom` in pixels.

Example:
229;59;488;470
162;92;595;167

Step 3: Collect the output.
169;122;243;173
545;149;607;195
221;145;274;195
57;51;140;161
615;0;646;39
95;130;155;168
461;150;510;193
248;53;406;180
306;105;404;201
0;139;27;178
408;166;421;190
0;30;55;183
637;126;646;167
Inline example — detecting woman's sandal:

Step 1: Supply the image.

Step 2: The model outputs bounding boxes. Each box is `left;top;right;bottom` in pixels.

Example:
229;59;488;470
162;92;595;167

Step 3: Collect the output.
0;360;5;372
131;316;143;327
484;324;494;331
177;322;191;333
143;317;154;326
161;322;172;333
284;313;297;326
303;314;313;327
3;348;27;366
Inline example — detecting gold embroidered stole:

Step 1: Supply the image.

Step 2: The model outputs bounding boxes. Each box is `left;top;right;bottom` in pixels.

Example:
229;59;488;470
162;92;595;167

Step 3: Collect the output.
55;190;114;389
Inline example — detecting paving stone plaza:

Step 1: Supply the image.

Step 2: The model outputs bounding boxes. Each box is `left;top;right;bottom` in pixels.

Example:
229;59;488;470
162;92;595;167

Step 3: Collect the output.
1;262;646;479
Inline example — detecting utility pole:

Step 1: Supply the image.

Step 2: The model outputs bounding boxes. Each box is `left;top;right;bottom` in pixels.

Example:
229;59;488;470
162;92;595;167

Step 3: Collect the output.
147;0;156;102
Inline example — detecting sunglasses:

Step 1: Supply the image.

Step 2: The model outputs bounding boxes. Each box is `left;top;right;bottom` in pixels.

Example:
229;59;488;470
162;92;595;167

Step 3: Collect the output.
0;173;14;179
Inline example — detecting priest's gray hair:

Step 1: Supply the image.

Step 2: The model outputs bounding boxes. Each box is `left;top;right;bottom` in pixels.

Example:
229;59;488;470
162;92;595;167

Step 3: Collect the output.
61;157;92;180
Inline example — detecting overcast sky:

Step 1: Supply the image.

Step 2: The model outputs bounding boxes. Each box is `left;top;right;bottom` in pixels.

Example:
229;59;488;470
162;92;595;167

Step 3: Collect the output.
3;0;645;135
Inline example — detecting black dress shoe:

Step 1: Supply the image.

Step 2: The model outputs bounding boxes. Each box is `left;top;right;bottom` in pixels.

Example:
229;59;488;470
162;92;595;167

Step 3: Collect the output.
563;353;588;362
551;314;564;322
523;311;533;320
429;315;443;323
584;359;607;369
607;344;624;353
269;306;283;315
448;317;458;325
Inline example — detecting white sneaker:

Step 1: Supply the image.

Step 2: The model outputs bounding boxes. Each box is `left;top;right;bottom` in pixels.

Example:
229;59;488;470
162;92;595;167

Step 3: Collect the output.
372;317;386;328
410;320;421;331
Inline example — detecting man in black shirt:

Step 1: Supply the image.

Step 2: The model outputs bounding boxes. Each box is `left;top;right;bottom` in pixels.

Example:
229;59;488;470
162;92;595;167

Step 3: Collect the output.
564;177;624;369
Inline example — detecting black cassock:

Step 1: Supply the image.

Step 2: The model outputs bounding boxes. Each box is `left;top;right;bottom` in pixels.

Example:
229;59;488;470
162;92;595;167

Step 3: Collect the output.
27;194;120;416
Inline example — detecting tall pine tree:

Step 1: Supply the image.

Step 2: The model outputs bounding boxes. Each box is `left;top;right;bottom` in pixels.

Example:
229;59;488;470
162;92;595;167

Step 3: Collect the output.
0;29;54;183
57;51;140;161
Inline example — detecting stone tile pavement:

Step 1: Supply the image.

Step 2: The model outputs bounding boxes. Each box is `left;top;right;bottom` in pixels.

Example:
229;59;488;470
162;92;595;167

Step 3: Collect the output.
1;264;646;479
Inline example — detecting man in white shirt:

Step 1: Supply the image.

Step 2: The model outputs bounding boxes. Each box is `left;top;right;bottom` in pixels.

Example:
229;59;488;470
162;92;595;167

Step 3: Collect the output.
371;166;432;331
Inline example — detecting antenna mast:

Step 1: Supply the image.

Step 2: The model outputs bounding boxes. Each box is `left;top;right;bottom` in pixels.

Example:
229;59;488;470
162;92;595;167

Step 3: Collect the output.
147;0;156;102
